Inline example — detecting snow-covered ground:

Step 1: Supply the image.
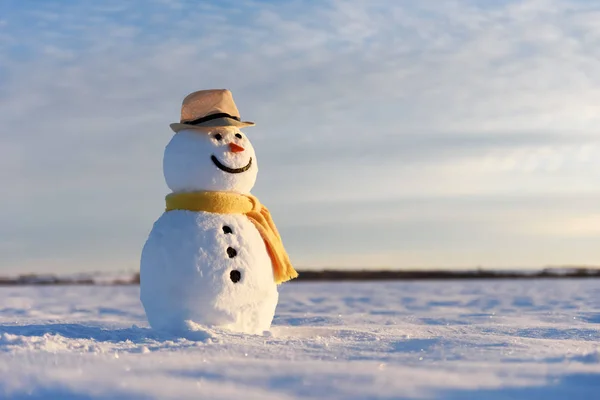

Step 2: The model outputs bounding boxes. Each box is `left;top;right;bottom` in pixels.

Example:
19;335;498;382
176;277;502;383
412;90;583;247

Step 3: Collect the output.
0;280;599;399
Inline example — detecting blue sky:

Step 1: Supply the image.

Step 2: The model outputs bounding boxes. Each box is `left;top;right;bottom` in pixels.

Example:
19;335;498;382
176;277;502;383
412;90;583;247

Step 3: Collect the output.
1;0;600;273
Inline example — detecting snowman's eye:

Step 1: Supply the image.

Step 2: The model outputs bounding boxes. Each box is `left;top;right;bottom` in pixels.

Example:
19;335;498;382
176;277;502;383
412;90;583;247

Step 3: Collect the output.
214;133;223;141
235;133;243;139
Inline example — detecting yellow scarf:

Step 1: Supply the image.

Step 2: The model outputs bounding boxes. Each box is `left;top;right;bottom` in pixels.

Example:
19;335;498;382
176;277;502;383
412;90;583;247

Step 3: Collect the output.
165;191;298;284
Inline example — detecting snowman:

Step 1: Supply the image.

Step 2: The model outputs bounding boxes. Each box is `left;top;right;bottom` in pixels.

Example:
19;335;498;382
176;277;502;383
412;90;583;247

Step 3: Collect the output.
140;89;297;335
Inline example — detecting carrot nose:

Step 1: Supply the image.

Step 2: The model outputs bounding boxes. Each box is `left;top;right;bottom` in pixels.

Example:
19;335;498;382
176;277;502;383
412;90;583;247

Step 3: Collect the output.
229;143;245;153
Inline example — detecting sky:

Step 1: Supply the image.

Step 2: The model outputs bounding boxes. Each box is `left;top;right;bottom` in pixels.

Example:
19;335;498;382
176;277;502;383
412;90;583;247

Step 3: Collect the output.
1;0;600;274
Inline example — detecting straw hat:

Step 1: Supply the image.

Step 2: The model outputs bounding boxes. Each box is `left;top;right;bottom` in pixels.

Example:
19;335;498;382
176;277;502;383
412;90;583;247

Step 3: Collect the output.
170;89;255;132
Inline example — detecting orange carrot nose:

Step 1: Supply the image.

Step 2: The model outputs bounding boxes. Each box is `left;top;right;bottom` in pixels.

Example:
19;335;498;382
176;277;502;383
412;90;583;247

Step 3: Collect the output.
229;143;245;153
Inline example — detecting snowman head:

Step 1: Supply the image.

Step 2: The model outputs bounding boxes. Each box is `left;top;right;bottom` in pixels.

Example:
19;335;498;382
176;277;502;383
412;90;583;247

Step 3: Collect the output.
163;127;258;194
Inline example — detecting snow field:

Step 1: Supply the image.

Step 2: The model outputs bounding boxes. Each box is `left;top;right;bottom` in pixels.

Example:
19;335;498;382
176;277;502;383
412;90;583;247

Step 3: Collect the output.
0;280;599;399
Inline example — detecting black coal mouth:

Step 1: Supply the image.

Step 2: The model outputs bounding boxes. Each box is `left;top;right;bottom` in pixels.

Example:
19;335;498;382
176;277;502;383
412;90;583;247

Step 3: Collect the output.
211;155;253;174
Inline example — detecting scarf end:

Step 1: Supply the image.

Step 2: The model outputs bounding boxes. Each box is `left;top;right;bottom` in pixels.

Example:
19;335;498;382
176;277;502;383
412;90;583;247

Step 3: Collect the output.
274;265;299;285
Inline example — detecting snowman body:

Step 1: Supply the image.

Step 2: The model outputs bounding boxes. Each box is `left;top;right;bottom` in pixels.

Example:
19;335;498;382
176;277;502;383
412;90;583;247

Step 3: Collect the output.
140;127;279;335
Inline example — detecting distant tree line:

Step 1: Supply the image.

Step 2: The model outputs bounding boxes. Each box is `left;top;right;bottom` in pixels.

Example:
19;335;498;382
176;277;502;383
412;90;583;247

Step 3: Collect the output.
0;268;599;286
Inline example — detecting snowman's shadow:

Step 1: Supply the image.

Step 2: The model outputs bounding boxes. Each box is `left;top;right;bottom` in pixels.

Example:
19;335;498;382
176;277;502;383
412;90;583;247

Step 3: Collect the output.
0;323;212;345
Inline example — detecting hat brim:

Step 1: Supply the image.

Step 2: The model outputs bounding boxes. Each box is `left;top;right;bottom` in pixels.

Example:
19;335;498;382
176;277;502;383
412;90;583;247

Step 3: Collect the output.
170;117;255;133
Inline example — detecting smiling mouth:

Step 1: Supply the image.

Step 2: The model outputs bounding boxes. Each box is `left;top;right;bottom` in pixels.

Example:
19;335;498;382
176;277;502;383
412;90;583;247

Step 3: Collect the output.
211;155;253;174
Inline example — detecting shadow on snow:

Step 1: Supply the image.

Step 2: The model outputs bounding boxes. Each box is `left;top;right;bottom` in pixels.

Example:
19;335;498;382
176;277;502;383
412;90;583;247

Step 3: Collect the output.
0;323;160;343
434;372;600;400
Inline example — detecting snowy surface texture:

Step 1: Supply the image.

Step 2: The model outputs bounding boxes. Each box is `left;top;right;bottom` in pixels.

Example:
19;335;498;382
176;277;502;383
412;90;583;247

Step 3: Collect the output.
0;280;599;399
141;210;277;335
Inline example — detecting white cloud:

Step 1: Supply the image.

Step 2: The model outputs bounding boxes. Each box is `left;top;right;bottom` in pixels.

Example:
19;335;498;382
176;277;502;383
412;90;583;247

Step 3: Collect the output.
1;0;599;272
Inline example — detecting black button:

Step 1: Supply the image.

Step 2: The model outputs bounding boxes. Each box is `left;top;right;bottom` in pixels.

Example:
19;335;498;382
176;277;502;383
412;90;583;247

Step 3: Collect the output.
222;226;233;234
227;247;237;258
230;270;241;283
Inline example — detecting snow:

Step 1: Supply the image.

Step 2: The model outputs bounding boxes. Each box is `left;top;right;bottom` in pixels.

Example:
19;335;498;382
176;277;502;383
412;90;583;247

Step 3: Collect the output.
163;128;258;194
142;125;278;335
0;280;599;399
141;210;277;335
